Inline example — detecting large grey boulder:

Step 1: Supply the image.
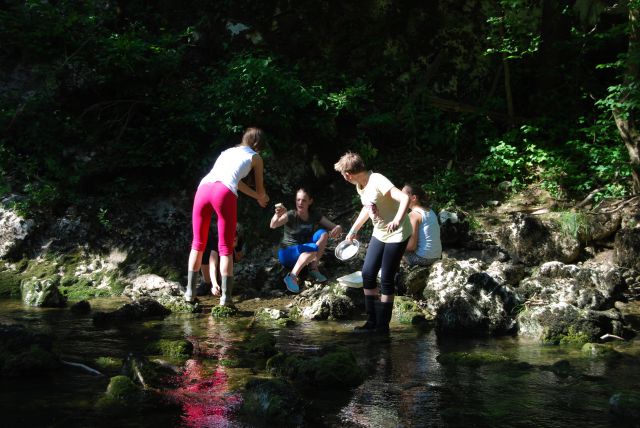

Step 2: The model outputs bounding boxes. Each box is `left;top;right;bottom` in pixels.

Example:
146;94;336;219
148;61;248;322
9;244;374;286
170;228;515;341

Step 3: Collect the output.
123;274;194;313
516;262;627;343
0;205;34;258
293;284;357;321
422;258;522;335
579;212;621;242
495;213;580;266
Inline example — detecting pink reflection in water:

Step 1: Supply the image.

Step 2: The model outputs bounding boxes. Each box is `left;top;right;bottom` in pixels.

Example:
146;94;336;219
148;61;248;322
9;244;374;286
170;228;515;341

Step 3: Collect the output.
166;359;242;428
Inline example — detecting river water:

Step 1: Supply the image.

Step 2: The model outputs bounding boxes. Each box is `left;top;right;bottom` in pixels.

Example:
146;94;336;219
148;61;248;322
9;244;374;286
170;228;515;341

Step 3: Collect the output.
1;296;639;428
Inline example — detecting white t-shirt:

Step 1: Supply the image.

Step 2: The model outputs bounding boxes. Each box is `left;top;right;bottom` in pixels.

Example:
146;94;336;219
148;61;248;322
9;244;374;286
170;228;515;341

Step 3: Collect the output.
357;172;411;243
200;145;256;195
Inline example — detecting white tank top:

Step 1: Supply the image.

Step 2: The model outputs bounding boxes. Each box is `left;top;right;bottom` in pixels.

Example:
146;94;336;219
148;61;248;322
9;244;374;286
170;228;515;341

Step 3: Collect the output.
414;207;442;259
200;145;256;195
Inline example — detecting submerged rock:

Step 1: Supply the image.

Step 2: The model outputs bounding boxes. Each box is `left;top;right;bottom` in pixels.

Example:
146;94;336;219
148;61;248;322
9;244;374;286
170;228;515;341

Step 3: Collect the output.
146;339;194;359
70;299;91;314
92;297;171;325
240;378;304;427
266;345;365;389
211;305;238;318
609;391;640;424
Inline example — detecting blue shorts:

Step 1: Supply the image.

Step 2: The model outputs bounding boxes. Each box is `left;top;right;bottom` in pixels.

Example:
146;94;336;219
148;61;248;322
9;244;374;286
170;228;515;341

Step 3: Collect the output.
278;229;327;269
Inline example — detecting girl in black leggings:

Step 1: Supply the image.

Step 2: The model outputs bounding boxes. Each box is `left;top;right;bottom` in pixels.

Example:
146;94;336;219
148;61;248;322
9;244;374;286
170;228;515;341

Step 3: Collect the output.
334;152;411;333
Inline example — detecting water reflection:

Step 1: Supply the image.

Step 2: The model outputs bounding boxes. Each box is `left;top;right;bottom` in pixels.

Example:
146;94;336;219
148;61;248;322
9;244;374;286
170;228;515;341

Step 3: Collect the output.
1;297;638;428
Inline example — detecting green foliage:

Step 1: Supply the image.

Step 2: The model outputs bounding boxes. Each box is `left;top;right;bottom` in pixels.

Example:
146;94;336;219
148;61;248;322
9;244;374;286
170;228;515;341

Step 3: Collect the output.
0;0;637;217
423;169;463;210
564;116;631;201
485;0;542;59
472;125;558;191
204;54;370;151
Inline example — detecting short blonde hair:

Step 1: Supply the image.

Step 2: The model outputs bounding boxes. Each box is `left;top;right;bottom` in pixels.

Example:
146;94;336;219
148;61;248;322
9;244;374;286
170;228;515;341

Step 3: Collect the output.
334;151;366;174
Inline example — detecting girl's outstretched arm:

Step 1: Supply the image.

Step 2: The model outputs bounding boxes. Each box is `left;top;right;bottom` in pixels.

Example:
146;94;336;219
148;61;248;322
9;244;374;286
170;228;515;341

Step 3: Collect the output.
346;206;369;241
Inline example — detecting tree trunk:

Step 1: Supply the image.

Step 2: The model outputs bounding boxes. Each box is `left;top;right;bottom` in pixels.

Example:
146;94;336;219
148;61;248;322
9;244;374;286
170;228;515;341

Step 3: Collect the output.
613;5;640;194
503;54;515;123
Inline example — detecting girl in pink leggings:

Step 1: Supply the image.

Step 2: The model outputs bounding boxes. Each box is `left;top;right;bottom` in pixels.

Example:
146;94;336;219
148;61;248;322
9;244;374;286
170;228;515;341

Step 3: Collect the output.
186;127;270;305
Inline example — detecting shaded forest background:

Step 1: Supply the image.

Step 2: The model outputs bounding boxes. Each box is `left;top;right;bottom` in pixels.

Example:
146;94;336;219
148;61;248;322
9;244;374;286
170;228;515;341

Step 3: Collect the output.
1;0;639;223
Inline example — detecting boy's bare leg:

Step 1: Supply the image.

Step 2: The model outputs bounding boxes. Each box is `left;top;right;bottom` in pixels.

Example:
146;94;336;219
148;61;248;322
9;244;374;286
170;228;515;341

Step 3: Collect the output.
210;251;221;295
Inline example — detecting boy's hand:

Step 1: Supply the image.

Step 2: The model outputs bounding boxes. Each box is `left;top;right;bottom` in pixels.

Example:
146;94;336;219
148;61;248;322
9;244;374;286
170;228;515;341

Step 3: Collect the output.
211;283;221;296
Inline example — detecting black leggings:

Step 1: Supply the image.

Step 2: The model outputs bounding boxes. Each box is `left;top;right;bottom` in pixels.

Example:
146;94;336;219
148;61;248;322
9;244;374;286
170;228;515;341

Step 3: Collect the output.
362;236;409;296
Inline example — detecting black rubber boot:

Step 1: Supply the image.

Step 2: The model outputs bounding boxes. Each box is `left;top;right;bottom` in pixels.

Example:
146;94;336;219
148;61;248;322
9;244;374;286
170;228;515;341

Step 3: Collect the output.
374;301;394;334
184;270;198;302
354;295;377;332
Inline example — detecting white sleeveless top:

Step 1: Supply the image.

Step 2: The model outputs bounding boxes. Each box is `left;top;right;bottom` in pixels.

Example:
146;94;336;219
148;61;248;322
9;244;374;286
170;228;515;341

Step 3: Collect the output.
200;145;256;195
414;207;442;259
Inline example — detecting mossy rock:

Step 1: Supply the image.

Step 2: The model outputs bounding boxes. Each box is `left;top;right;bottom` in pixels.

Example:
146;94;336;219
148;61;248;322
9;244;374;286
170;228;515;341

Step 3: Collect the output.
60;278;110;300
92;298;171;325
310;346;365;388
266;352;302;377
581;343;621;359
157;296;199;313
394;296;429;325
21;277;67;307
96;375;142;413
0;324;59;376
60;271;125;300
267;346;365;389
219;358;242;368
0;271;21;297
95;356;123;373
147;339;194;359
437;351;510;367
211;305;238;318
106;375;139;401
1;345;60;376
21;258;58;279
122;356;174;389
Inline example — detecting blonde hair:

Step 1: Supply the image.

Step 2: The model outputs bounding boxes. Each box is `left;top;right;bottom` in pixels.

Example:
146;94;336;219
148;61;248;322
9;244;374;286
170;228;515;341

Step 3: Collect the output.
333;151;366;174
241;127;265;151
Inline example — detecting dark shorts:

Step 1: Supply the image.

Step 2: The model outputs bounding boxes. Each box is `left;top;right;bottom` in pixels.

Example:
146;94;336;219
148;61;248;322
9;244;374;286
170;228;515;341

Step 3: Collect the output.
403;251;438;267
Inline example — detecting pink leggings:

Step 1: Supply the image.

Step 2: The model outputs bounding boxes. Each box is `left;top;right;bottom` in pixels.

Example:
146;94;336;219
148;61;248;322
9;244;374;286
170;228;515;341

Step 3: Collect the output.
191;181;237;256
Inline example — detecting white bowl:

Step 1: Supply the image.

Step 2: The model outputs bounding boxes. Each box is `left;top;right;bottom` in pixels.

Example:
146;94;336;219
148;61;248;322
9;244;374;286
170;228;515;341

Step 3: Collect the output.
337;271;363;288
334;239;360;261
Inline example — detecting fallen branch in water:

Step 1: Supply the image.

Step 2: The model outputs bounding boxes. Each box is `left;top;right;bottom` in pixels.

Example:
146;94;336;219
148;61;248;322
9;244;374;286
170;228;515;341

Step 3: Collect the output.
600;333;625;341
61;360;104;377
131;359;148;389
